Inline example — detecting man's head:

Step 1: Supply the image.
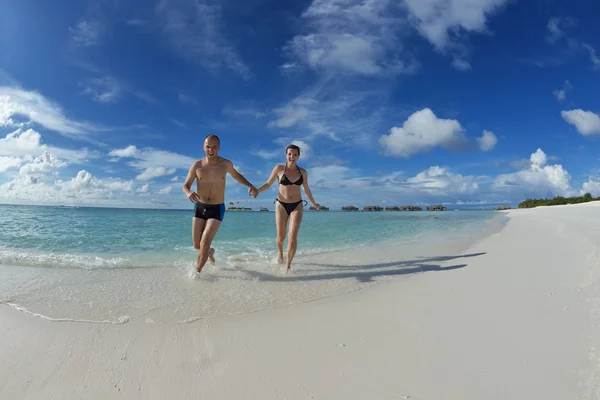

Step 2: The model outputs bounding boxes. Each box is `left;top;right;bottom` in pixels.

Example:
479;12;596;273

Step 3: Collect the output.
204;135;220;159
285;144;301;163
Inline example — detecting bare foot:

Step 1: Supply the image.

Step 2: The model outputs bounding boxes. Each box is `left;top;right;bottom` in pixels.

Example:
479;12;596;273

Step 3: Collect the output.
286;264;292;272
277;252;284;264
208;248;215;265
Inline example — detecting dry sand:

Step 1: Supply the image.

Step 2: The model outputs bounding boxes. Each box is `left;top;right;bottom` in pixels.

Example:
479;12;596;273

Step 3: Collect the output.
2;202;600;399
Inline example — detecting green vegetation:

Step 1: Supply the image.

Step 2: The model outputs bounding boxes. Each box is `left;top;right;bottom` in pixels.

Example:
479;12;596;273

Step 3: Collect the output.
518;193;598;208
227;207;252;211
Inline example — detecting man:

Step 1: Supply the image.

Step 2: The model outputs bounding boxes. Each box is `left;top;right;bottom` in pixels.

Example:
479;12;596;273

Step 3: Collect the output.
183;134;258;273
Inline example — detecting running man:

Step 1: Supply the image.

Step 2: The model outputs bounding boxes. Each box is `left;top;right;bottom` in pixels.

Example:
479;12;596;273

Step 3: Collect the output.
182;135;258;273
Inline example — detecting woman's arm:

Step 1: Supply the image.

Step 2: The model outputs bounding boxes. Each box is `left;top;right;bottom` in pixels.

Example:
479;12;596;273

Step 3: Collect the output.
301;169;321;209
256;165;281;195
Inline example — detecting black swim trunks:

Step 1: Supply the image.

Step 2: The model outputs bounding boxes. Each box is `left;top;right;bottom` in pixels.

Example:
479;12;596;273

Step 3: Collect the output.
194;202;225;221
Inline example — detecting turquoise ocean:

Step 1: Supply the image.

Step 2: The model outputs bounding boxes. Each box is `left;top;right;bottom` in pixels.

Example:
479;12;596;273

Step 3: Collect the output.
0;204;504;324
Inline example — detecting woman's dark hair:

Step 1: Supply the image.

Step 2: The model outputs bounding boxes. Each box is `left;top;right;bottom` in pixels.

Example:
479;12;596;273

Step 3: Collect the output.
285;144;301;156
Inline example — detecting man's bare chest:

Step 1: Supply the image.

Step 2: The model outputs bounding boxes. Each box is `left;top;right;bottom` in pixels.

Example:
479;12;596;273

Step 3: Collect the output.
196;165;227;182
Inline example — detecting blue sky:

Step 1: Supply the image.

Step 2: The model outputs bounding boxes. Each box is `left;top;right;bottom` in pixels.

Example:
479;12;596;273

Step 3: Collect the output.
1;0;600;209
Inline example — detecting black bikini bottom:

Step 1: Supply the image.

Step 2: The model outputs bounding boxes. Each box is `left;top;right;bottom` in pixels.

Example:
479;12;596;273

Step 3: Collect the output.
275;199;307;215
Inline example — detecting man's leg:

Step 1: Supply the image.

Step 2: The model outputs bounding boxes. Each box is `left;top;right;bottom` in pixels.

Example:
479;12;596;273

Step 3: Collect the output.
275;203;289;264
286;204;304;271
197;219;222;273
192;217;206;249
193;216;215;266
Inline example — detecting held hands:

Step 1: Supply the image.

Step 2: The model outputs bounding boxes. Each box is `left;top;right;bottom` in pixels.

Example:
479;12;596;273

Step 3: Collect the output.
248;186;259;198
312;203;322;210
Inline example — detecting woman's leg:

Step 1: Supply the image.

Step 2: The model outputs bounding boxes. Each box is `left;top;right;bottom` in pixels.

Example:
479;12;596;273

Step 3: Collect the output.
286;203;304;270
275;202;289;264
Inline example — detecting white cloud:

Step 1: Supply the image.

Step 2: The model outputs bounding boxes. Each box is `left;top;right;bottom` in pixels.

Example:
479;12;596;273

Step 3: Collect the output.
0;128;42;154
104;180;134;191
582;179;600;197
404;0;508;48
69;20;103;47
170;119;187;129
19;152;67;179
308;165;353;187
79;75;157;105
476;130;497;152
0;156;23;172
553;80;572;101
56;170;133;197
493;148;575;198
561;109;600;136
403;0;509;66
137;184;150;194
529;148;547;167
158;186;173;195
222;105;267;120
170;176;180;182
379;108;470;157
108;145;196;170
305;163;485;207
156;0;250;78
406;166;479;195
269;97;316;129
546;18;563;43
267;88;385;145
81;76;122;103
582;44;600;69
0;129;89;163
285;0;417;76
546;17;575;44
108;145;138;158
252;149;281;160
451;58;471;71
108;145;194;183
254;139;313;163
283;0;513;74
0;87;98;137
0;163;141;207
136;167;176;181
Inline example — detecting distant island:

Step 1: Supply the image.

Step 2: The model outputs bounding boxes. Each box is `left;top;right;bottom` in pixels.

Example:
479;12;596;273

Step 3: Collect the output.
341;204;447;211
226;206;252;211
518;193;598;208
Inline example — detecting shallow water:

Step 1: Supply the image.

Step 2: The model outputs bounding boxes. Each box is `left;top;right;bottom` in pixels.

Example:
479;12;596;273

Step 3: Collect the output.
0;205;505;323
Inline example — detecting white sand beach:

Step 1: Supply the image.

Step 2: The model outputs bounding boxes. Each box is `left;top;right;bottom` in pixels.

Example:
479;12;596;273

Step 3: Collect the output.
2;202;600;400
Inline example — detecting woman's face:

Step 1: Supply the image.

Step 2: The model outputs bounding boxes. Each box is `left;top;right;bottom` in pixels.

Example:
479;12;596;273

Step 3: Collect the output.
286;149;299;163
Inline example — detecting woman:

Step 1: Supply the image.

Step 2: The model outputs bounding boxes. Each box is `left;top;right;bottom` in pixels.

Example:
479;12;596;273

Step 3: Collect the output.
256;144;321;271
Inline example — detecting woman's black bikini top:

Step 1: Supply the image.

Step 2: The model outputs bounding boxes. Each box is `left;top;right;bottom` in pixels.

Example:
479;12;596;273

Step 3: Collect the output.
279;165;303;186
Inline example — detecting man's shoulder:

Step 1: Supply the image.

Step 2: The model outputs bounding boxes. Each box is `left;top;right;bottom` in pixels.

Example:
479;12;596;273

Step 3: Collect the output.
218;157;232;166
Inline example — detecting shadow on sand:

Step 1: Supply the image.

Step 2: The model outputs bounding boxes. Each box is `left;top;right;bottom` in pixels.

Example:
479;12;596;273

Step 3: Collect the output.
241;252;487;284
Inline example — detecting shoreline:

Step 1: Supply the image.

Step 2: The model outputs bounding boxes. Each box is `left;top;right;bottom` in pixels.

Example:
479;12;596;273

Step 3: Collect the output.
2;204;598;399
0;212;505;325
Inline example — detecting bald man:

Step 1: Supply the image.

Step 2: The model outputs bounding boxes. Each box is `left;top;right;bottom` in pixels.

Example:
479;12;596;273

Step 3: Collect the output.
183;135;258;273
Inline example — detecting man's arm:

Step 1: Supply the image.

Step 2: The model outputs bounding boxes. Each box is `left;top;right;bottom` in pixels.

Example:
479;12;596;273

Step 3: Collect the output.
301;169;321;209
257;165;281;194
182;162;201;202
225;160;256;190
